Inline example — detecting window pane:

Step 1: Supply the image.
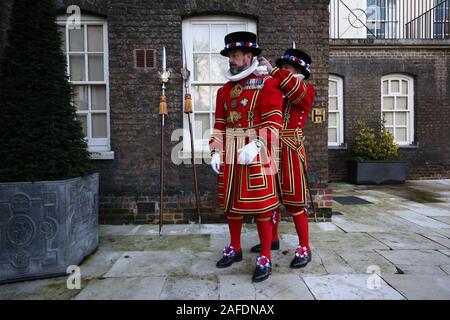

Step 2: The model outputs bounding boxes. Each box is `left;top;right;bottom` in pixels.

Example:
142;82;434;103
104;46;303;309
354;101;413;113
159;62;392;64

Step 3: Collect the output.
212;86;222;107
192;85;210;111
211;25;227;52
397;97;408;110
383;112;394;126
328;113;337;126
329;81;337;95
69;26;84;52
73;85;88;110
88;54;104;81
91;85;107;110
329;97;337;111
383;97;394;110
328;128;337;143
92;114;107;138
228;24;246;33
69;54;85;81
87;26;103;52
401;80;408;94
395;128;407;142
77;114;87;136
210;54;228;82
391;80;400;93
383;81;389;95
193;25;209;52
193;54;209;82
194;114;210;140
395;112;407;126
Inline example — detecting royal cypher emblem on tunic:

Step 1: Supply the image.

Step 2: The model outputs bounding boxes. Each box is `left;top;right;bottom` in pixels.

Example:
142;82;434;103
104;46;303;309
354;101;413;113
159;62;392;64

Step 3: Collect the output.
227;111;242;123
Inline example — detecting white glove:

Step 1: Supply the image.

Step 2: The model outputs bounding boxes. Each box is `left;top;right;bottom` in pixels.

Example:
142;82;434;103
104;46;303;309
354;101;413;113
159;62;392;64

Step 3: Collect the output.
237;140;262;165
211;152;221;174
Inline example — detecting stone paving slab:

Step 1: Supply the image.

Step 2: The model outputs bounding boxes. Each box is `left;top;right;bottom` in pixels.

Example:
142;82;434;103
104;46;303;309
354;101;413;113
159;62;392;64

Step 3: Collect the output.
394;265;448;276
311;233;390;251
397;203;450;217
381;275;450;300
419;234;450;249
336;250;398;275
159;276;219;300
133;224;231;236
368;232;447;250
375;249;450;266
331;215;401;233
313;248;354;274
303;274;405;300
439;249;450;257
430;216;450;225
99;234;211;252
75;276;166;300
431;228;450;238
0;276;80;300
77;250;123;279
392;211;450;229
219;274;314;300
440;265;450;275
105;251;193;278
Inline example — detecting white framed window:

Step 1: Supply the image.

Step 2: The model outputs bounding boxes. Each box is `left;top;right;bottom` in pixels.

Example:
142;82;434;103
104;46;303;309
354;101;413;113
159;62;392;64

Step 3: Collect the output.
57;14;112;158
181;16;257;153
367;0;399;39
328;75;344;147
381;74;414;145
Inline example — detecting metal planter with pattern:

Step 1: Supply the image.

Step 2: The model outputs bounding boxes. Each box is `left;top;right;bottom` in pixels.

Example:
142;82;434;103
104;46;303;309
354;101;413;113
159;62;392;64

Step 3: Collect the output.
0;173;99;284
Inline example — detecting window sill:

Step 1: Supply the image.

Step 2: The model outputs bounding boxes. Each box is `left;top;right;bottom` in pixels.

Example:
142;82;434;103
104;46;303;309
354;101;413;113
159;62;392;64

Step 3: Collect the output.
328;143;348;150
89;151;115;160
398;143;419;149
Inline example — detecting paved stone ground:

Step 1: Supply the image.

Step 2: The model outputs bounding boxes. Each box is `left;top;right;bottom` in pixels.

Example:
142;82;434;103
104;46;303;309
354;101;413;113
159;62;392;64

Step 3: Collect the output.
1;180;450;300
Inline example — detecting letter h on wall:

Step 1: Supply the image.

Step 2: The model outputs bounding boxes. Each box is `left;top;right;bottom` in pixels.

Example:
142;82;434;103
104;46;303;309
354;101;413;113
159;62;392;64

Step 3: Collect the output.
312;108;326;124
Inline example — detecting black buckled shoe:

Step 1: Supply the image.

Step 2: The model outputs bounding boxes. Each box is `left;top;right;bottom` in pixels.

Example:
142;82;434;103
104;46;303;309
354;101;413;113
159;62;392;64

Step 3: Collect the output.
290;246;312;269
252;256;272;282
216;246;243;268
250;240;280;253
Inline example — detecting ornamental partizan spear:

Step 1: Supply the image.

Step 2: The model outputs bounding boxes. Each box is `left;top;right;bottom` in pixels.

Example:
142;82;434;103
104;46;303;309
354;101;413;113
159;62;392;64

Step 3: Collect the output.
158;46;170;235
181;43;202;226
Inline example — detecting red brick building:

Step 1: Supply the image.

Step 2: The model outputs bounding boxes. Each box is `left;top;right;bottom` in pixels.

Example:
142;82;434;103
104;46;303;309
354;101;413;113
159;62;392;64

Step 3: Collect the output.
1;0;449;224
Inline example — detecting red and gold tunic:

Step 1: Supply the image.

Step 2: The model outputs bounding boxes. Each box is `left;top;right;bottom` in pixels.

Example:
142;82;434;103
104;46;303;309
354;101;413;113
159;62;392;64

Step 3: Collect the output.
209;73;283;215
269;67;315;211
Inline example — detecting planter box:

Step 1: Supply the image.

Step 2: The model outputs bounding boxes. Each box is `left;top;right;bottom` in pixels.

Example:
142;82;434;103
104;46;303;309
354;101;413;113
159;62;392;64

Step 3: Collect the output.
0;173;99;284
349;160;406;185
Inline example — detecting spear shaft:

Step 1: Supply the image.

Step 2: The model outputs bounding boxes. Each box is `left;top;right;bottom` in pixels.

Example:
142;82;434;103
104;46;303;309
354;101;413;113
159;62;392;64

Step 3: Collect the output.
182;43;202;226
158;46;170;236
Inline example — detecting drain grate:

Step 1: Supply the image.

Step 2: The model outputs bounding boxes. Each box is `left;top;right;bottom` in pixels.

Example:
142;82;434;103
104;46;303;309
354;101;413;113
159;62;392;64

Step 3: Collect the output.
333;196;373;205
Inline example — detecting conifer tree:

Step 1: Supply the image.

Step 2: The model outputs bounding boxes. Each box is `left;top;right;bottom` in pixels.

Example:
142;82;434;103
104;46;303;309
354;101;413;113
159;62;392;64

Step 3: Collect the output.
0;0;92;182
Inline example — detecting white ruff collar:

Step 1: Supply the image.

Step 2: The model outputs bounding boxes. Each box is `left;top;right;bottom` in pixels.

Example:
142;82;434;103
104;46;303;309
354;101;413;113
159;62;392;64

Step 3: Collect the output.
226;58;267;82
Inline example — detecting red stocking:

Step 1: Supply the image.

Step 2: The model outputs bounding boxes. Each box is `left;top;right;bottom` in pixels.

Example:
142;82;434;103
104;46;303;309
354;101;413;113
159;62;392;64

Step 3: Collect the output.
256;212;274;261
227;214;243;253
292;209;310;253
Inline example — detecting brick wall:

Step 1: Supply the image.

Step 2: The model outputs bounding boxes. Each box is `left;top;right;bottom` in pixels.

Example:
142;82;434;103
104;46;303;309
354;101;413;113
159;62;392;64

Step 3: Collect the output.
49;0;332;223
0;0;14;77
329;40;450;181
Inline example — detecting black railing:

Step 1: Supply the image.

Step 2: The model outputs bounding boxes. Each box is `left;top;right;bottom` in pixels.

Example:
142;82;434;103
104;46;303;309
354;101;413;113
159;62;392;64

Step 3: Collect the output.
330;0;450;39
